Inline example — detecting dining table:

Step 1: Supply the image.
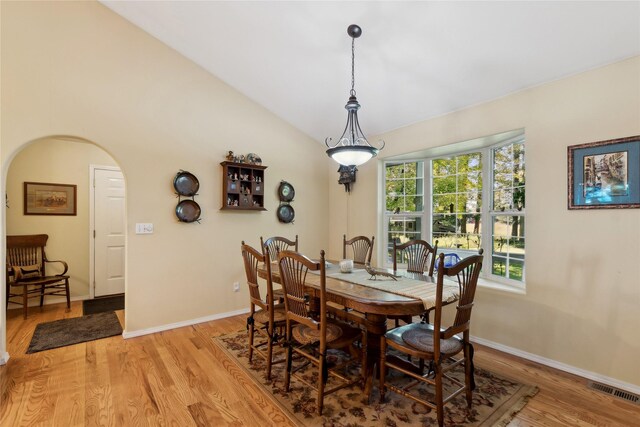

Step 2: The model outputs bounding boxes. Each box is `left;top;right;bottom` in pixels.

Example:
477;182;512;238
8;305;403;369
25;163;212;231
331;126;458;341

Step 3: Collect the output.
257;260;460;398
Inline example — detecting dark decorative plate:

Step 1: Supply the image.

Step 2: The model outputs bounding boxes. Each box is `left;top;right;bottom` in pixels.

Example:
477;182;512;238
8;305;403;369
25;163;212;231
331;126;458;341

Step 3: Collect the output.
277;204;295;223
278;181;295;202
176;199;201;223
173;171;200;197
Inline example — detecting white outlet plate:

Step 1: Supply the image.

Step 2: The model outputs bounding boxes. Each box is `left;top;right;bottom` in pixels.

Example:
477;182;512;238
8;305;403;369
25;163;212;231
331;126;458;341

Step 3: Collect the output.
233;282;240;292
135;223;154;234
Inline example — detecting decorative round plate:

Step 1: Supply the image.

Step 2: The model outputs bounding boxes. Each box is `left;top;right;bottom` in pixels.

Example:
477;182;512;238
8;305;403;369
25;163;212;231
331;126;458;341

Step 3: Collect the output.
277;204;295;223
173;171;200;197
175;199;201;223
278;181;295;202
246;153;262;165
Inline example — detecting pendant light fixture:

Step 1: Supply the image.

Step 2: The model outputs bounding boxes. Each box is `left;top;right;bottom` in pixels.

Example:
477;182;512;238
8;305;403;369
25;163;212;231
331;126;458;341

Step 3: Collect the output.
325;24;384;167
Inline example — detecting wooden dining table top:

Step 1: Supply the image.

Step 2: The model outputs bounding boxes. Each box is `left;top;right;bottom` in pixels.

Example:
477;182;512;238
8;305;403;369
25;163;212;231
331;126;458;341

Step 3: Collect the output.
258;261;438;318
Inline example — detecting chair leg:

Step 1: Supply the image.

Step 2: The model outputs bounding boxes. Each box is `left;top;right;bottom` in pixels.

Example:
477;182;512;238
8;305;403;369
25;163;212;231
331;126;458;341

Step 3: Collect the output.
248;321;255;363
64;279;70;310
40;284;45;307
266;329;273;380
23;284;28;319
379;336;387;403
360;331;368;389
284;342;293;392
317;353;326;415
435;363;444;427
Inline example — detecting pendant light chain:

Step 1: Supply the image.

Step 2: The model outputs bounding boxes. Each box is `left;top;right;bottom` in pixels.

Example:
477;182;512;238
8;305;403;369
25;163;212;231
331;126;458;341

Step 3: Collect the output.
350;37;356;97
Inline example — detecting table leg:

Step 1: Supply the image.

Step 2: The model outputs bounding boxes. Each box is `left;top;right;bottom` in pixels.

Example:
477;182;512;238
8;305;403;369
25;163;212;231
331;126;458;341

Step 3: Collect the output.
362;313;387;401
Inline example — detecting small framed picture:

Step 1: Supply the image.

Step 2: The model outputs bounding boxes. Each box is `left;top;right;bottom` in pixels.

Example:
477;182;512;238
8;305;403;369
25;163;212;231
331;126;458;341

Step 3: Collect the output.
24;182;77;215
567;135;640;209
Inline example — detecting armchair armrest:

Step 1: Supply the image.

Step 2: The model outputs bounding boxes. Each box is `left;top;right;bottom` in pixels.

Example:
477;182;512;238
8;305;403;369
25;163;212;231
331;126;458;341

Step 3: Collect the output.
44;259;68;276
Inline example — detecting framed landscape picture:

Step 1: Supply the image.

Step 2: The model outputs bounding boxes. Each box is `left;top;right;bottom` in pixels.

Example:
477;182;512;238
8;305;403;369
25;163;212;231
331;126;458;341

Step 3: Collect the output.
24;182;77;215
568;135;640;209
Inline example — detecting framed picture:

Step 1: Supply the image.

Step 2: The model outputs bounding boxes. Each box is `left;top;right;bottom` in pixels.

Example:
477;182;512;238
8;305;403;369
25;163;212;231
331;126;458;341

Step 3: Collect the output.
24;182;77;215
568;135;640;209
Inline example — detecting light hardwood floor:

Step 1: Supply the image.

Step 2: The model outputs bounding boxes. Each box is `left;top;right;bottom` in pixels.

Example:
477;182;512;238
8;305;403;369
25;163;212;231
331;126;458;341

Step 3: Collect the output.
1;301;638;426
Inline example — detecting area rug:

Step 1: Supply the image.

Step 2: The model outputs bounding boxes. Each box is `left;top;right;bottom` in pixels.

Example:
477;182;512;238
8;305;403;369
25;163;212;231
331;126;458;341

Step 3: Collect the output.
27;311;122;354
213;331;538;426
82;294;125;315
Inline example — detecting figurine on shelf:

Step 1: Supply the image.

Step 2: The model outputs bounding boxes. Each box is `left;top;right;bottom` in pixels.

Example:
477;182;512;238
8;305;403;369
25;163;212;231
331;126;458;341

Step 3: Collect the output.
226;151;235;162
233;173;238;181
245;188;251;195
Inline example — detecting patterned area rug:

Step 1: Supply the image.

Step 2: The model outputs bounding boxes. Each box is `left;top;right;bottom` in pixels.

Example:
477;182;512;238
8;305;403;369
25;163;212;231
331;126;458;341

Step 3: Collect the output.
27;312;123;354
213;330;538;426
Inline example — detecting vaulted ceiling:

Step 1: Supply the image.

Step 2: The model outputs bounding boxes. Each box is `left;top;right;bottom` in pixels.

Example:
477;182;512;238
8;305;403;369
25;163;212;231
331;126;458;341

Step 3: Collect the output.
102;1;640;143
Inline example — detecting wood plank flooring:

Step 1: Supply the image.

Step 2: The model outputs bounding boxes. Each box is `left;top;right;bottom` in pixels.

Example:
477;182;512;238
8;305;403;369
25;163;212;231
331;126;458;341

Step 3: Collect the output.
1;302;638;426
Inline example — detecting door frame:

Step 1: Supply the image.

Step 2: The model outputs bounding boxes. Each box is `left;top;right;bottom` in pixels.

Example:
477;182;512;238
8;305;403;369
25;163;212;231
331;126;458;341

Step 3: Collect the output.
89;164;125;299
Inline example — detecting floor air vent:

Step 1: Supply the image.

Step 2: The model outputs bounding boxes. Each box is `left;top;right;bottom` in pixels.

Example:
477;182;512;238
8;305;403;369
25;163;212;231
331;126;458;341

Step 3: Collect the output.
588;381;640;405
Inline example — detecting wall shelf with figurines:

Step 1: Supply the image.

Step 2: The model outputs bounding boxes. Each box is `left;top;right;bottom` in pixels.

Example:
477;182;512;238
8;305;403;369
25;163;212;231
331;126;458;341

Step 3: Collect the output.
220;151;266;211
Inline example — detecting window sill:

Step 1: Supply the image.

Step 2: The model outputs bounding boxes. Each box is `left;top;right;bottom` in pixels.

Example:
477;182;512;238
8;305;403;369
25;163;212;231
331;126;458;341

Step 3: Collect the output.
477;277;526;295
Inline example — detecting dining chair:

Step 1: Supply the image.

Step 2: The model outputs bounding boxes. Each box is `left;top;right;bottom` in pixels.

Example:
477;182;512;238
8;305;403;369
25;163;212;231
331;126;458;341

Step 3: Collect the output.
392;239;438;276
379;250;484;427
241;241;287;380
277;249;367;415
260;235;299;262
343;235;374;265
260;235;299;302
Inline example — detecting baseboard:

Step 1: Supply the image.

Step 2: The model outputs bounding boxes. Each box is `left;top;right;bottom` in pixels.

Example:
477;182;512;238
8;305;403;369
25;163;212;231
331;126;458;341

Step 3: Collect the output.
472;336;640;395
7;294;90;309
122;307;251;339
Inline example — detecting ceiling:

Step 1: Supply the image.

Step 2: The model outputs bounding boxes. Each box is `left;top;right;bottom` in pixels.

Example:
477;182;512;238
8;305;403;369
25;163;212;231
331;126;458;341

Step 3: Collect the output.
101;1;640;143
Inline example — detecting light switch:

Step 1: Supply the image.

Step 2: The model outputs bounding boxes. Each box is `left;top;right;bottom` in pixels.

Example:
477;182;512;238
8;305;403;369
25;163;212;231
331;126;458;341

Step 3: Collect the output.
135;223;154;234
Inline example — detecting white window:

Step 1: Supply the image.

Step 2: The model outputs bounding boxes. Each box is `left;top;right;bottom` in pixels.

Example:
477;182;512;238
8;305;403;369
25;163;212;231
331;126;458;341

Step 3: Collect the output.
382;133;525;288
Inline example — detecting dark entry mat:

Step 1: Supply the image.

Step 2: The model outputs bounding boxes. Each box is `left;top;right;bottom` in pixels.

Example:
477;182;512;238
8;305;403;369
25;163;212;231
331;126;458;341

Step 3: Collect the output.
83;295;125;315
27;311;122;353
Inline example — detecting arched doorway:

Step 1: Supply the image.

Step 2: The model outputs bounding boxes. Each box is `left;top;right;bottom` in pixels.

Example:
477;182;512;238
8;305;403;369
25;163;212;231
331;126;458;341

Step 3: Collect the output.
1;135;127;361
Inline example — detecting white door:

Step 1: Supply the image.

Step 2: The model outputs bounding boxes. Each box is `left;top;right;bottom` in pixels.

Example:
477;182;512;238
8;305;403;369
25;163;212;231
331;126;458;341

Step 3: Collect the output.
93;168;126;297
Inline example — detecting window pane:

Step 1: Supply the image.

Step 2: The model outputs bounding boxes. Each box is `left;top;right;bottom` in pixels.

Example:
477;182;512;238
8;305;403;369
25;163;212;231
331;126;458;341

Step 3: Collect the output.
386;196;403;213
493;189;513;211
491;213;525;282
406;196;424;212
509;259;524;281
433;158;455;177
385;163;405;180
492;256;507;277
433;175;456;194
387;217;422;263
433;194;456;213
433;214;456;233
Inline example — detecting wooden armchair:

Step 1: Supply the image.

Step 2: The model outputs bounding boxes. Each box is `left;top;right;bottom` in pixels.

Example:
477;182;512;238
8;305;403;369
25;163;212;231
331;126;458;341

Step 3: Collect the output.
380;250;484;427
278;249;366;415
343;235;374;265
241;242;287;380
6;234;70;318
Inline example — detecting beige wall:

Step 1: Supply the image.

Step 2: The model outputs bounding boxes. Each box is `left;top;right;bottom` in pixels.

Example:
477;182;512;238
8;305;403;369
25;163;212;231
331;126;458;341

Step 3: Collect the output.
6;137;117;299
328;56;640;385
0;0;330;351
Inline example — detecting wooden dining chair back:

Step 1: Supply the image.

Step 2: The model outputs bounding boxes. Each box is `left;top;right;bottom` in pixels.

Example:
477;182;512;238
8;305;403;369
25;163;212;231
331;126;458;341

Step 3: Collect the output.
241;241;286;380
277;249;366;415
392;239;438;275
260;235;299;262
380;250;484;427
6;234;70;318
342;235;374;265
